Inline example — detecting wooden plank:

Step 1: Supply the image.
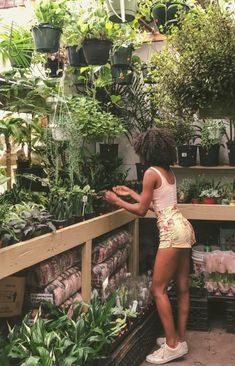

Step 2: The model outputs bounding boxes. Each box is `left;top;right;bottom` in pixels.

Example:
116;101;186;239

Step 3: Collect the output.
171;165;235;170
146;204;235;221
0;209;137;280
81;240;92;303
128;219;139;275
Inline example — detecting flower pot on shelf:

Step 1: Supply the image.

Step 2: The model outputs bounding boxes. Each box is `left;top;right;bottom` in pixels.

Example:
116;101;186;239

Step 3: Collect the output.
31;24;62;53
227;141;235;166
82;38;112;65
199;144;220;166
201;197;217;204
99;143;118;161
111;45;133;67
106;0;138;23
66;45;87;67
177;145;197;167
191;198;201;204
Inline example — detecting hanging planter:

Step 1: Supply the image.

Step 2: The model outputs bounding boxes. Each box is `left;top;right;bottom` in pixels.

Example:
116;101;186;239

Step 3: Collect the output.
82;38;112;65
199;144;220;166
100;143;119;161
106;0;138;23
49;124;69;141
66;45;87;67
31;24;62;53
45;58;64;78
111;45;133;67
177;145;197;167
111;66;133;85
151;2;189;33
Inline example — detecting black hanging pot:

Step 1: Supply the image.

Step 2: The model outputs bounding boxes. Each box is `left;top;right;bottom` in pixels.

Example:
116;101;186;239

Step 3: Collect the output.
111;45;133;67
199;144;220;166
177;145;197;167
45;58;64;78
151;2;189;33
99;143;118;160
135;163;148;181
31;23;62;53
227;141;235;166
82;38;112;65
10;49;33;68
66;45;87;67
106;0;138;23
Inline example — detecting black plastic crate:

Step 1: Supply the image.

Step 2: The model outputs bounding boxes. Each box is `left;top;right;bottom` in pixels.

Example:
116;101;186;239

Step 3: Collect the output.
171;296;209;331
100;310;161;366
226;300;235;333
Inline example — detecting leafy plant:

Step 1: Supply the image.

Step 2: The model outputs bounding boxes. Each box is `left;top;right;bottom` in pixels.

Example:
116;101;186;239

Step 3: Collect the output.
154;117;196;146
196;120;226;150
33;0;68;28
199;188;221;199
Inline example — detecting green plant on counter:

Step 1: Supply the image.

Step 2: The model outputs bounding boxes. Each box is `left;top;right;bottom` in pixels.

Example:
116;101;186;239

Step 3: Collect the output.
177;178;194;203
154;117;196;146
199;188;221;199
48;187;72;221
33;0;68;27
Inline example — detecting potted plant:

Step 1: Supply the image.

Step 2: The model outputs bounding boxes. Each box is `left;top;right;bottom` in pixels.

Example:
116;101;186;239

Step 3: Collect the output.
151;0;190;33
188;175;210;204
196;120;225;166
31;0;68;53
106;0;138;23
224;119;235;166
150;4;235;118
0;25;33;68
177;178;194;203
199;188;221;204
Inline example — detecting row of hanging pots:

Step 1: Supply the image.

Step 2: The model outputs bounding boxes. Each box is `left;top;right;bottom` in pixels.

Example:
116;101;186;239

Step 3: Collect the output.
151;2;190;33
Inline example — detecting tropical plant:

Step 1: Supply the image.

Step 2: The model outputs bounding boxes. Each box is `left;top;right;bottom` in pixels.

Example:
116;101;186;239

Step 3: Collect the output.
150;4;235;116
33;0;68;28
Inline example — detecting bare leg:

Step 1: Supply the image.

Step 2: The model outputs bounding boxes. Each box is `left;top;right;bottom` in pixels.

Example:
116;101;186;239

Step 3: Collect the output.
152;247;182;348
175;249;190;342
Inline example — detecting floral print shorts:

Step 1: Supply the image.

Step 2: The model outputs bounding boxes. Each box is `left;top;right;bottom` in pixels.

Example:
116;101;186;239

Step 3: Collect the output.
156;205;196;249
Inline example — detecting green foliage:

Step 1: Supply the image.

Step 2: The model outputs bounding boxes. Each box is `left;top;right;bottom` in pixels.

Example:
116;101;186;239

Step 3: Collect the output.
151;4;235;115
154;117;196;145
34;0;68;28
196;120;226;150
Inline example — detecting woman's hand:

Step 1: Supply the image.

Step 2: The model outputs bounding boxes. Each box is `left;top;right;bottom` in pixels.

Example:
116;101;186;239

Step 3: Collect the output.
105;190;120;206
113;185;131;196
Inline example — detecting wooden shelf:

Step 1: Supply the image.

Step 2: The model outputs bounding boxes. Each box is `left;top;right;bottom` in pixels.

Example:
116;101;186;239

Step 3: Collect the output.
171;165;235;170
146;204;235;221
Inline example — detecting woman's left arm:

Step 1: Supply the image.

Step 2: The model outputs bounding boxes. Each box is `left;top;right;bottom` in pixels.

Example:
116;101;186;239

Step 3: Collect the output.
105;170;155;216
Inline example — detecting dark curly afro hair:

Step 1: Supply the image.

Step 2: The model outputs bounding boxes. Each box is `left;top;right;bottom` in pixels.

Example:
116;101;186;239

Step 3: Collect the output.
134;128;176;169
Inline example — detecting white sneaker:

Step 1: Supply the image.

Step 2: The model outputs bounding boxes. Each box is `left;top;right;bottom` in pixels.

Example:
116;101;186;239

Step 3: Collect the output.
156;337;188;352
146;342;188;364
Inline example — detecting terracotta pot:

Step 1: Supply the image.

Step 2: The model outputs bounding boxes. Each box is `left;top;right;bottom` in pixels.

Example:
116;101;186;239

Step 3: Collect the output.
201;197;216;204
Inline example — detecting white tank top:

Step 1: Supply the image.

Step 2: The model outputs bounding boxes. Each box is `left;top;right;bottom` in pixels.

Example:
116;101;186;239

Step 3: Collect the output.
149;167;177;212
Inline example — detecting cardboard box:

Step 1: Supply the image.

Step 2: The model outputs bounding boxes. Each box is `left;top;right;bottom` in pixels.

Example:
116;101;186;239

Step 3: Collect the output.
0;276;26;317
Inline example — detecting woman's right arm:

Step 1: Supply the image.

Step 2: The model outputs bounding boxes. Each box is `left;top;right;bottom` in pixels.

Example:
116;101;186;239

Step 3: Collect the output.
113;186;154;211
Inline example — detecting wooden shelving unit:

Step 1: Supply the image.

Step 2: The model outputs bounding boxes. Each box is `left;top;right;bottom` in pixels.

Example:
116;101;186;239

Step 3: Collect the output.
1;205;234;301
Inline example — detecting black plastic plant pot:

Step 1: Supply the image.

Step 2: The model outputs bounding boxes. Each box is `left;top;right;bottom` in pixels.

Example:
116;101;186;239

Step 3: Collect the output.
152;2;189;33
227;142;235;166
135;162;148;181
31;24;62;53
199;144;220;166
66;45;87;67
177;145;197;167
10;50;33;68
106;0;138;23
84;213;96;220
151;3;167;28
45;58;64;78
82;38;112;65
16;160;30;171
100;143;118;161
111;45;133;67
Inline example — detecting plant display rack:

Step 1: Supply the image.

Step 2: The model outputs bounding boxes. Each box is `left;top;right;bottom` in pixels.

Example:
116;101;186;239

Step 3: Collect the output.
1;204;235;302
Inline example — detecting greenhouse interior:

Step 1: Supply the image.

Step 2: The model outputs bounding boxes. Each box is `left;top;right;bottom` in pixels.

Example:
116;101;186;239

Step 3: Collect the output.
0;0;235;365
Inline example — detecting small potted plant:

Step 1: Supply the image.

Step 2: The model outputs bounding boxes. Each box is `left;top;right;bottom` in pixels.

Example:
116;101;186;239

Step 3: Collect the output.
196;120;225;166
177;178;194;203
199;188;221;204
31;0;68;53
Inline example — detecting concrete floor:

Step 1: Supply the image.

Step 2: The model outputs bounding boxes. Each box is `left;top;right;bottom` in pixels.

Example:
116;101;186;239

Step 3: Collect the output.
141;327;235;366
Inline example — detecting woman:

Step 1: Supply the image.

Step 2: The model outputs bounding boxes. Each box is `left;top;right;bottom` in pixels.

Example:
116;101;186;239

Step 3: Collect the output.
105;128;195;365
